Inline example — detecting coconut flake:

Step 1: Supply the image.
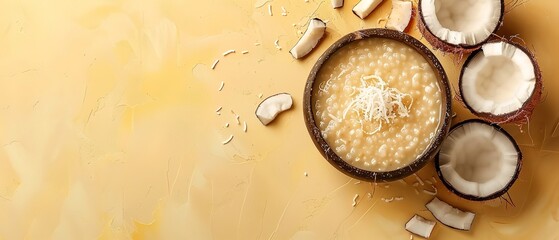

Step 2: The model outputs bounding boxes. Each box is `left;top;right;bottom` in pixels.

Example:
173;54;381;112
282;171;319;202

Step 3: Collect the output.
255;93;293;125
290;18;326;59
386;0;412;32
426;197;475;230
352;194;360;207
211;59;220;70
218;81;224;91
274;39;282;50
353;0;384;19
222;49;235;56
332;0;344;8
405;215;435;238
222;135;234;145
413;173;424;186
268;4;273;16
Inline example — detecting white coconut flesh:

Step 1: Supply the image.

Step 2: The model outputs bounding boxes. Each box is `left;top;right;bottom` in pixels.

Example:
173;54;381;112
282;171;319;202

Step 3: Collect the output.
255;93;293;125
290;18;326;59
405;215;436;238
421;0;501;46
438;121;519;198
426;197;475;230
461;42;536;115
332;0;344;9
386;0;412;32
353;0;384;19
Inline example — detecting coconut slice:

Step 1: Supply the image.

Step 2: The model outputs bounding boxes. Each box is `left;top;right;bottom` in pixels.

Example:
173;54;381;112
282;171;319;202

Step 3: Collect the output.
436;120;522;201
290;18;326;59
255;93;293;125
352;0;384;19
426;197;475;230
405;215;436;238
386;0;412;32
459;41;542;124
332;0;344;8
418;0;503;53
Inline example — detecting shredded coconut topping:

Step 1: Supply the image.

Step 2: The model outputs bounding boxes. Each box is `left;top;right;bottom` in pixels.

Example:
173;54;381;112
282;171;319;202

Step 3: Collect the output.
342;75;413;135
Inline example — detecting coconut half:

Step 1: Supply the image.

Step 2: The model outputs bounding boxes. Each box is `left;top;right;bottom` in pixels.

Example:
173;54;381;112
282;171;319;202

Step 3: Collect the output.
255;93;293;125
459;41;542;124
405;215;436;238
290;18;326;59
426;197;475;230
435;119;522;201
418;0;504;53
386;0;413;32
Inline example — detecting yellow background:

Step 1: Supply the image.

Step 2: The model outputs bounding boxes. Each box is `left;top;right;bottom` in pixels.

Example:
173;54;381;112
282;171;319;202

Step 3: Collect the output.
0;0;558;239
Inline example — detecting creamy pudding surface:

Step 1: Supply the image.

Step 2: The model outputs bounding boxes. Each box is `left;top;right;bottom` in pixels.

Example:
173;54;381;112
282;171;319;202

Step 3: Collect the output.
313;38;443;172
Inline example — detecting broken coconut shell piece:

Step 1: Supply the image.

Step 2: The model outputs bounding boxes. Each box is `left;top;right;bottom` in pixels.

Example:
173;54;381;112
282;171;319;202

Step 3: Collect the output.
426;197;475;231
331;0;344;9
435;119;522;201
459;41;542;124
405;215;436;238
352;0;384;19
418;0;504;53
290;18;326;59
255;93;293;125
386;0;412;32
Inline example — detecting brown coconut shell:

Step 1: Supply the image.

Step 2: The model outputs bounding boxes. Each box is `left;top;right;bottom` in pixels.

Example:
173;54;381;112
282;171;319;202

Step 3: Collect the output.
417;0;505;54
435;119;522;201
457;40;543;124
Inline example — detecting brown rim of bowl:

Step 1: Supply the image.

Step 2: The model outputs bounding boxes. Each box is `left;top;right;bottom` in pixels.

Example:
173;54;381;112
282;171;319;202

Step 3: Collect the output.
417;0;505;53
457;40;543;124
303;28;452;182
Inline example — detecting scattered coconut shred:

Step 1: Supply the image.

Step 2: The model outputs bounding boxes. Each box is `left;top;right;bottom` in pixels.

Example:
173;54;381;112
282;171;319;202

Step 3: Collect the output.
281;6;288;16
222;135;234;145
274;39;282;50
352;194;360;207
222;49;235;56
211;59;219;70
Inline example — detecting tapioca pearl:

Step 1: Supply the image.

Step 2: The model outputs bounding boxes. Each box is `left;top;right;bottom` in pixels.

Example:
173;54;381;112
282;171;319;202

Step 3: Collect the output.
425;85;433;94
336;144;347;153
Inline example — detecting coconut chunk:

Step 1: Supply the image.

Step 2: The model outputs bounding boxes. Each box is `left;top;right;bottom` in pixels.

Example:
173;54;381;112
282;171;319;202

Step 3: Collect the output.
426;197;475;230
419;0;503;50
290;18;326;59
386;0;412;32
352;0;384;19
405;215;436;238
436;120;521;200
460;41;540;122
332;0;344;8
255;93;293;125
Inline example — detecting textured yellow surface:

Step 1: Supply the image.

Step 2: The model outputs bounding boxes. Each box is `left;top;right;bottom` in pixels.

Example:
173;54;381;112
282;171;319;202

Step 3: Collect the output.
0;0;558;239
